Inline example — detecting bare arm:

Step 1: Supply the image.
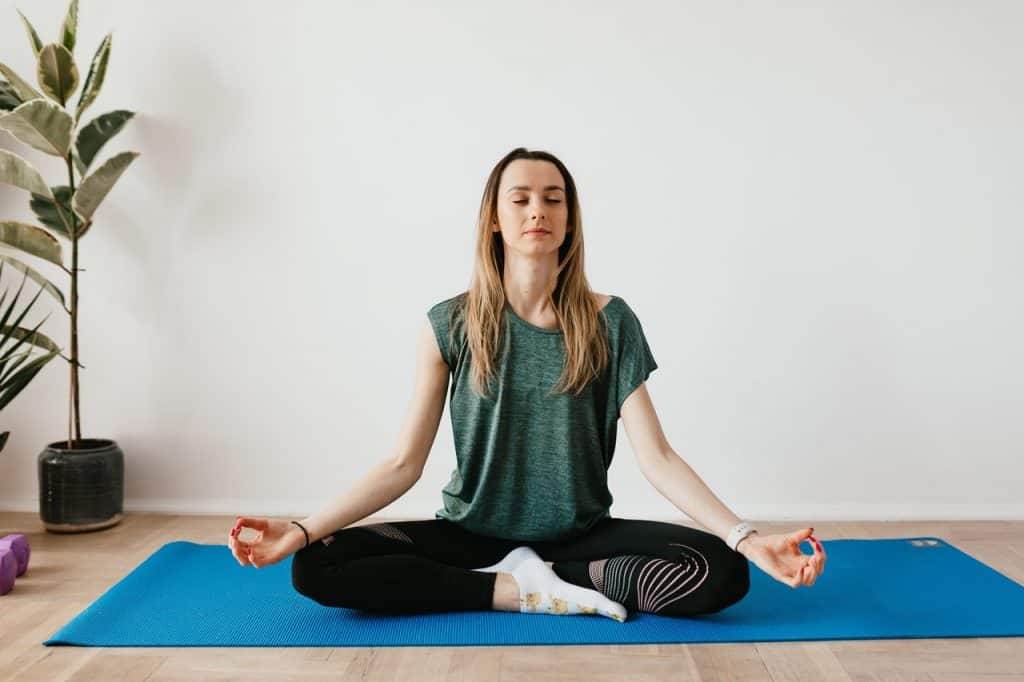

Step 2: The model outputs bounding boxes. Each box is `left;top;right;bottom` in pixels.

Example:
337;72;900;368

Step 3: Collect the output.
291;316;450;545
620;383;749;550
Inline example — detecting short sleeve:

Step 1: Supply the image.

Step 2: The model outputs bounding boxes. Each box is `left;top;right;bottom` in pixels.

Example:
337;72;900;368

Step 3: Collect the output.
614;303;658;415
427;300;453;369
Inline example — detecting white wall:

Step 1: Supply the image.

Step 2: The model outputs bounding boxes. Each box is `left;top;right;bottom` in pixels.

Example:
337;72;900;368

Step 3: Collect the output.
1;1;1021;522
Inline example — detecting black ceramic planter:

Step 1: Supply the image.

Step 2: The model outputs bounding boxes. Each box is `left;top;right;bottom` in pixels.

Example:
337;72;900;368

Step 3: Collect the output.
38;438;124;533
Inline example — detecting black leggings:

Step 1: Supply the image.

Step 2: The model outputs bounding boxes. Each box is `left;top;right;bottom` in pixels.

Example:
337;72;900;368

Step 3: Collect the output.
291;517;751;618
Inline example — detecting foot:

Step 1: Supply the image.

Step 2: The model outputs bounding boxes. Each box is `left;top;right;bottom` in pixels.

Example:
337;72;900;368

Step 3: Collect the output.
508;549;627;622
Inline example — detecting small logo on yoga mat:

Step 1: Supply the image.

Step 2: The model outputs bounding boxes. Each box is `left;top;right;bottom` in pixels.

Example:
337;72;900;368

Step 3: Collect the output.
909;539;940;547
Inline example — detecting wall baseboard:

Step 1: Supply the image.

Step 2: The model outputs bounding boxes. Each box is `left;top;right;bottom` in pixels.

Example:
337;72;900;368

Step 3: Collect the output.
3;497;1024;521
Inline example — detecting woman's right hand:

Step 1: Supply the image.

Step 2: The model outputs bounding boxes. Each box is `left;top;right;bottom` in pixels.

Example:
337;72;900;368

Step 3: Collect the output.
228;517;306;568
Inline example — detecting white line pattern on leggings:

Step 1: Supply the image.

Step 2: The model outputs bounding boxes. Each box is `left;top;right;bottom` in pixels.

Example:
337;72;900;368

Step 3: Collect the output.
589;557;608;592
598;542;711;613
359;522;414;544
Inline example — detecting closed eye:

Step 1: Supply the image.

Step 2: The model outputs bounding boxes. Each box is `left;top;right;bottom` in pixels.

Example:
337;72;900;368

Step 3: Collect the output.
513;199;562;204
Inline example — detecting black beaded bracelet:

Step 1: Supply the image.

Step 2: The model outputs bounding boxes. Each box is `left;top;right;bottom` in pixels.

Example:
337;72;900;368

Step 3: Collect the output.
290;520;310;548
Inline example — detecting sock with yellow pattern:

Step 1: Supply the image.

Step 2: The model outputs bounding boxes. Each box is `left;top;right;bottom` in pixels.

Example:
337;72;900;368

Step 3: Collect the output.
503;547;627;622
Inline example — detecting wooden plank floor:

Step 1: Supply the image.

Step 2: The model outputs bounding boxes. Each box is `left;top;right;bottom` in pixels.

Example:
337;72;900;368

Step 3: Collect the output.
1;514;1022;681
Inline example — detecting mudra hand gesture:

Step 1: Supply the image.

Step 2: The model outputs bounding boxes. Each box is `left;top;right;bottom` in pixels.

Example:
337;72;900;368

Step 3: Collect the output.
227;517;305;568
739;527;826;588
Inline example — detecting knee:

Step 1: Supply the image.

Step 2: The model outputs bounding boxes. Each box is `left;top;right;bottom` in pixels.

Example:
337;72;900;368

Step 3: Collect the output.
290;545;325;603
657;548;750;618
701;550;750;615
717;551;751;610
290;535;369;608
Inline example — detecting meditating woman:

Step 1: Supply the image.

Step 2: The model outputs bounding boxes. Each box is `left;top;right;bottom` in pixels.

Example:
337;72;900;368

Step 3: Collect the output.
227;147;826;621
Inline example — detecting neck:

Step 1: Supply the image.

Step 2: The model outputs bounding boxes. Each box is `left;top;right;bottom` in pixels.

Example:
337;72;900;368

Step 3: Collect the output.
502;252;559;316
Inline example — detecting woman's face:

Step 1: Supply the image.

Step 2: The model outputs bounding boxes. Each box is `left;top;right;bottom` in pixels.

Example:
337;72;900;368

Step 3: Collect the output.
493;159;570;258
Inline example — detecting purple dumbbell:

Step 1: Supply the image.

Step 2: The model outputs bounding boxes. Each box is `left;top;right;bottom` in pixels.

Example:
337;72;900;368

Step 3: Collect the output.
0;534;30;577
0;548;15;595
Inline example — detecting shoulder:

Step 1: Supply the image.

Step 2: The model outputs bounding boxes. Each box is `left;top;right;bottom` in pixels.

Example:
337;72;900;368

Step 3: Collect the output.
597;294;649;339
592;292;613;312
427;293;469;339
594;292;634;320
428;291;468;316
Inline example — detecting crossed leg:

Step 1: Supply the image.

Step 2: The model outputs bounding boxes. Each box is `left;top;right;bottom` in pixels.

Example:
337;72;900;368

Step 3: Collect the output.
535;517;751;617
290;517;749;617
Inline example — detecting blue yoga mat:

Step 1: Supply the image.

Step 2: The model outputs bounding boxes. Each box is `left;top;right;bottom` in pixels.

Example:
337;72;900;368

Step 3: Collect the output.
44;536;1024;647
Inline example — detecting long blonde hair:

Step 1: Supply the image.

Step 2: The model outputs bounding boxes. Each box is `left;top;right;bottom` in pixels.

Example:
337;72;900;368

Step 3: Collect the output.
444;147;611;399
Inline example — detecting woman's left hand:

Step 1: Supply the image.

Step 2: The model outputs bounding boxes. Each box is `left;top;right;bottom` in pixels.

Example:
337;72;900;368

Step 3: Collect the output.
737;527;826;588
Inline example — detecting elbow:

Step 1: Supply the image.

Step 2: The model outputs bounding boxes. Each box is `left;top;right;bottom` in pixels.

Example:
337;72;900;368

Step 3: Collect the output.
391;457;423;484
639;446;677;478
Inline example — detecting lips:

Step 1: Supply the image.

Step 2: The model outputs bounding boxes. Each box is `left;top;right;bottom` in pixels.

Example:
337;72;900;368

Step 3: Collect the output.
525;229;550;235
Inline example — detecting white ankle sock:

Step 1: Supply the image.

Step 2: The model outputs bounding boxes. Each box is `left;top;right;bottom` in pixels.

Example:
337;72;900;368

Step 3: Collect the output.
475;546;627;622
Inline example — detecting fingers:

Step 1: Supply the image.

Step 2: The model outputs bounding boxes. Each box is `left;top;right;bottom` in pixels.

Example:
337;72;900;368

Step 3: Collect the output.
228;532;252;566
804;535;827;585
228;519;254;567
809;535;827;563
237;517;268;531
800;553;826;587
780;533;829;588
788;561;813;588
791;526;814;545
787;555;824;588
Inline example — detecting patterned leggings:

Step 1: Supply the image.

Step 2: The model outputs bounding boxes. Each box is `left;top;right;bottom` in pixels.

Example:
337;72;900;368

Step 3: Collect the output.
290;517;751;617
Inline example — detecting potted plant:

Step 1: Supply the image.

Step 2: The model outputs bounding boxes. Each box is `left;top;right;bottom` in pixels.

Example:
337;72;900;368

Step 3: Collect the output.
0;0;140;532
0;264;64;453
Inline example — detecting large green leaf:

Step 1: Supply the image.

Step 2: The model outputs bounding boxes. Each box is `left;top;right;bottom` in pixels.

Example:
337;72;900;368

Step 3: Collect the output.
0;325;61;354
0;98;73;157
72;147;86;177
0;149;53;198
16;9;44;57
0;221;64;267
29;185;77;240
76;110;135;171
72;151;139;221
0;80;22;111
0;62;44;103
37;44;79;107
0;272;40;343
0;273;63;413
60;0;79;54
0;344;49;384
0;255;68;313
76;34;111;122
0;348;60;411
0;279;56;380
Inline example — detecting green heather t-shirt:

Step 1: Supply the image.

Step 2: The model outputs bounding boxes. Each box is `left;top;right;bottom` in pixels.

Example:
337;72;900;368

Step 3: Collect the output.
426;293;658;542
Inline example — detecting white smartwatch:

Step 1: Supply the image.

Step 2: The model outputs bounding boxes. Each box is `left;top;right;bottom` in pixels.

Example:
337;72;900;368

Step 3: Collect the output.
726;521;759;552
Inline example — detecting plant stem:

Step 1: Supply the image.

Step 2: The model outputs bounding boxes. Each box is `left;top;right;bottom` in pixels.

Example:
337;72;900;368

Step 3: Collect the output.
65;155;81;446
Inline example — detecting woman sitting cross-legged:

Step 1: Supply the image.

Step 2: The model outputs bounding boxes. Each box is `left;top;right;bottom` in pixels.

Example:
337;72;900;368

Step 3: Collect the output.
227;147;826;621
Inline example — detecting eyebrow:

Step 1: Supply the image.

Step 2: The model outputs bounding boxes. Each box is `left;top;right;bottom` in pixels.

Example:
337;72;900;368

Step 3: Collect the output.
506;185;565;193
